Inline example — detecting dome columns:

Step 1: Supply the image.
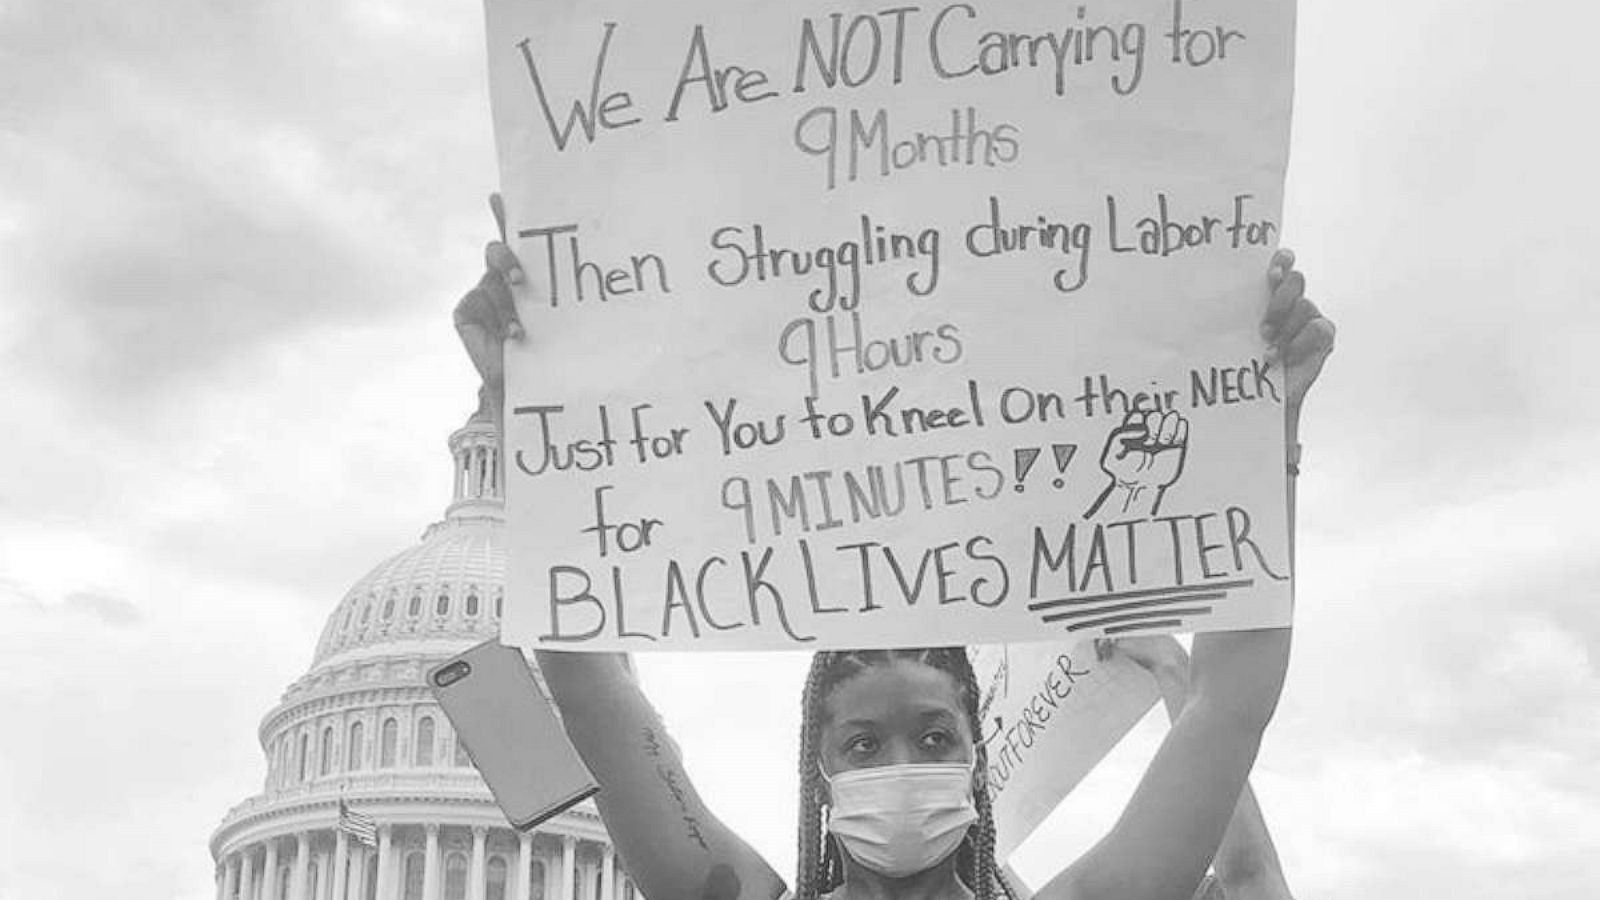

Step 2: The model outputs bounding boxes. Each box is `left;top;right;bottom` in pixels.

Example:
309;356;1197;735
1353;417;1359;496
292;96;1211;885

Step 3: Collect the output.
262;841;282;900
470;826;490;900
560;836;577;900
516;833;535;900
600;847;615;900
331;828;350;900
423;824;442;900
241;851;256;900
350;841;374;900
292;834;312;900
216;822;630;900
376;824;396;899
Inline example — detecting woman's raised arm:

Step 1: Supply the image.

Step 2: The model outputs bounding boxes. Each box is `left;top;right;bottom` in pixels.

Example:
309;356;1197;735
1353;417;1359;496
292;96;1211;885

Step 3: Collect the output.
534;652;788;900
456;197;787;900
1035;250;1332;900
1098;636;1296;900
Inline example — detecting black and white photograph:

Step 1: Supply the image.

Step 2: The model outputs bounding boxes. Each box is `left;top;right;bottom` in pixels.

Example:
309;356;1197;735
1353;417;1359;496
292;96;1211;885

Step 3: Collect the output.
1;2;1593;899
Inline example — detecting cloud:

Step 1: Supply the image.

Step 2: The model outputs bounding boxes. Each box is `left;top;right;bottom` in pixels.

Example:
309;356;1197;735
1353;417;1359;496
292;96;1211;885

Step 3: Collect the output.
62;589;144;627
1286;0;1600;513
1249;476;1600;873
0;0;496;417
1266;752;1600;899
0;557;315;900
0;0;502;623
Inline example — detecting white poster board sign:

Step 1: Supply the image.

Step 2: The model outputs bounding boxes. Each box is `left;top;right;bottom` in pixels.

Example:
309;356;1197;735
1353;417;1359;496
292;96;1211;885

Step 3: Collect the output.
971;641;1159;859
488;0;1298;651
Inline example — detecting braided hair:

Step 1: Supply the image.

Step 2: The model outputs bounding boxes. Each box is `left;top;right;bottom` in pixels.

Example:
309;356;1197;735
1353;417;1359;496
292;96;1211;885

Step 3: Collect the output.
794;648;1015;900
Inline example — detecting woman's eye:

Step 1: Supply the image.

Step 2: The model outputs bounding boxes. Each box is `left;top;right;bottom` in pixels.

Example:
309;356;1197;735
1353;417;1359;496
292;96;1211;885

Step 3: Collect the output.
921;730;953;750
844;735;878;757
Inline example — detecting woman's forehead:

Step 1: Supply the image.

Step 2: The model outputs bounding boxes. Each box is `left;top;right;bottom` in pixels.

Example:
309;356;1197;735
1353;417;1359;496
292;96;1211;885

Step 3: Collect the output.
822;657;967;723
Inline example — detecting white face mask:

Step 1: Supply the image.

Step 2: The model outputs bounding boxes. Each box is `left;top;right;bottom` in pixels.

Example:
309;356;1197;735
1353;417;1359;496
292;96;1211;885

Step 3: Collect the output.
822;762;978;879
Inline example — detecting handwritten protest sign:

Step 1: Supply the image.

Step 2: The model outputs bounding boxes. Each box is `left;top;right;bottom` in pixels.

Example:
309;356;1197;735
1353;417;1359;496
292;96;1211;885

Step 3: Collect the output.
488;0;1298;651
971;641;1159;859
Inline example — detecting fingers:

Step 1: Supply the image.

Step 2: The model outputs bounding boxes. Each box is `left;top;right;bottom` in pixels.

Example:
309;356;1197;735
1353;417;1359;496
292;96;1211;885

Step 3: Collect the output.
1143;411;1187;449
489;192;508;243
451;194;528;406
1154;410;1180;445
486;240;524;284
1113;411;1189;449
484;243;526;339
481;244;525;339
469;267;516;336
1095;638;1115;662
1107;413;1186;469
1112;425;1147;457
1283;317;1336;406
1139;409;1160;436
1095;635;1188;671
1269;247;1296;282
1261;269;1305;341
1117;406;1151;443
1284;316;1336;367
1267;296;1322;361
1103;423;1147;464
485;192;523;283
485;192;526;338
454;270;518;375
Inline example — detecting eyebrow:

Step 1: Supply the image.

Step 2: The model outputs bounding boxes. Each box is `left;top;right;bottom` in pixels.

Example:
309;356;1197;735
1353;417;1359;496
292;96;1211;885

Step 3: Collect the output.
834;718;880;731
833;708;962;730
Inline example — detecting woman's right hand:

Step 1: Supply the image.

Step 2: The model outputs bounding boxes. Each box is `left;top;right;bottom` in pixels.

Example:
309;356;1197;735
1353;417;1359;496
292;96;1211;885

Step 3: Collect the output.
1097;635;1190;680
453;194;528;419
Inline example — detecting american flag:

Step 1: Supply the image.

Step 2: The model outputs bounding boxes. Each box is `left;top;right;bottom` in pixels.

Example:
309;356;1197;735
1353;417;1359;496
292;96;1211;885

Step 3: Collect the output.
337;798;377;847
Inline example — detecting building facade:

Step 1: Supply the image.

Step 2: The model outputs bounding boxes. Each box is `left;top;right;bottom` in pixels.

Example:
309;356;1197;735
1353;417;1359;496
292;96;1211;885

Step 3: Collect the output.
210;418;631;900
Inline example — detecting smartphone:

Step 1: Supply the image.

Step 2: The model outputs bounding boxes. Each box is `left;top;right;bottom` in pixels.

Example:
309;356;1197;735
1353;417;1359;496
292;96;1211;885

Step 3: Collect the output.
429;640;599;830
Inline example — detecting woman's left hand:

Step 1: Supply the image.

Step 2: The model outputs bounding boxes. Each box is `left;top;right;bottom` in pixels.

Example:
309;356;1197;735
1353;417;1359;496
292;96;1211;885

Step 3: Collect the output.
1261;248;1336;414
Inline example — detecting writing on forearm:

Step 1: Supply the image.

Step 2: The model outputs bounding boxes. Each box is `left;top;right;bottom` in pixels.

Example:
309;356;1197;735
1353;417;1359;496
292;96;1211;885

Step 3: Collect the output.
643;725;711;851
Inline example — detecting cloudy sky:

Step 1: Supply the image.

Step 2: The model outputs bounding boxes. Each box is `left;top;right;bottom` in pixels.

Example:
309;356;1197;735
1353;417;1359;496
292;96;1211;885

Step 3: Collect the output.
1;1;1596;898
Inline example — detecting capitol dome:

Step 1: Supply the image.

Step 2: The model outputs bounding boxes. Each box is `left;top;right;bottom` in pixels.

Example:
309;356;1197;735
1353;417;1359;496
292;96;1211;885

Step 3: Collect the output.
211;417;631;900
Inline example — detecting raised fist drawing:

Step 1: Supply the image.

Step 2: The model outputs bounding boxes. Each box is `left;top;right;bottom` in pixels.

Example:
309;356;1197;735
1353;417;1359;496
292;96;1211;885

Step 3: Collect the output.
1084;406;1189;518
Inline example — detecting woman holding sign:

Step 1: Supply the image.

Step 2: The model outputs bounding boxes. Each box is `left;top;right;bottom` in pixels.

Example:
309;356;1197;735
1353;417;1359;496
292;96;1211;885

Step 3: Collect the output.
455;197;1332;900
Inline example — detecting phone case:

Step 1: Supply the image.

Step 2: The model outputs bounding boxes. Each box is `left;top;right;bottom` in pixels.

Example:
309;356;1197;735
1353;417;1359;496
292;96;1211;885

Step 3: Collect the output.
429;640;599;830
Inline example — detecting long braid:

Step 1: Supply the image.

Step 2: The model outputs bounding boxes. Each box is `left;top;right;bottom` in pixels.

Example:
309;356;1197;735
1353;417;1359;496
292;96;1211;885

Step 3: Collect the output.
796;648;1014;900
947;652;1014;900
933;647;1012;900
795;656;830;900
921;648;981;900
